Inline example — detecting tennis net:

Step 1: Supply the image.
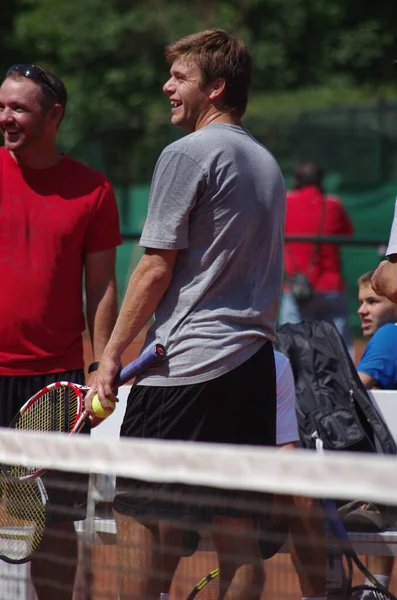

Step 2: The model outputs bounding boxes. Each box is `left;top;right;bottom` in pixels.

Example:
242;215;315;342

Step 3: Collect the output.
0;427;396;600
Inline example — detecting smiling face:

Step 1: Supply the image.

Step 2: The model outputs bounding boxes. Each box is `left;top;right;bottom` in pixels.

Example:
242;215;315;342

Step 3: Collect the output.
162;58;215;132
357;282;397;337
0;77;59;159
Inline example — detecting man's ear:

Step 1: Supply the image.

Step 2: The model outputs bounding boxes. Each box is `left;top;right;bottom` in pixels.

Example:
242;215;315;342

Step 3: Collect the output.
209;78;226;101
48;104;63;126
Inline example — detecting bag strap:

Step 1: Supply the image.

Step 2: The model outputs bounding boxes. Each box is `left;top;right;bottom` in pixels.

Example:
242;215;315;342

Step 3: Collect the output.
285;194;327;277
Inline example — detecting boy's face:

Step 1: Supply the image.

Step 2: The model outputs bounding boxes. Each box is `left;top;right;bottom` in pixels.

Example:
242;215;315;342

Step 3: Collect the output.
357;282;397;337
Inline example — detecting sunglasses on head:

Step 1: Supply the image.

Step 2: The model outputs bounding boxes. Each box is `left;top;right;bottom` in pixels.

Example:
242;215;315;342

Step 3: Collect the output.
6;64;63;104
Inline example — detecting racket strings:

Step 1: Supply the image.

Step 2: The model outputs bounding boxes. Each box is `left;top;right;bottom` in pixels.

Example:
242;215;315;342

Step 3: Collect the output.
0;475;47;562
16;386;79;434
5;386;80;478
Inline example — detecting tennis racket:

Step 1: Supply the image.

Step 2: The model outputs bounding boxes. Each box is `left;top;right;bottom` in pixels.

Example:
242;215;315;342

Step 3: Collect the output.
186;568;219;600
0;473;49;564
2;343;166;482
0;343;166;564
322;498;397;600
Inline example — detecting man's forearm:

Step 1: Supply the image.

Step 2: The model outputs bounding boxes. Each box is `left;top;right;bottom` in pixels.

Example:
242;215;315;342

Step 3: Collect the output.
357;370;377;390
86;278;119;360
103;253;174;362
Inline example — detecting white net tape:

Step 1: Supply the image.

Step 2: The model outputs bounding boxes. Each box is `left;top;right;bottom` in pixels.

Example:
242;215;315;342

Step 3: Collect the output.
0;427;396;600
0;427;395;504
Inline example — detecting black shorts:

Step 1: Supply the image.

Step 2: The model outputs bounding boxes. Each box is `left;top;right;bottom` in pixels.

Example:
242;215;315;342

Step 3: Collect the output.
114;341;276;523
0;370;89;522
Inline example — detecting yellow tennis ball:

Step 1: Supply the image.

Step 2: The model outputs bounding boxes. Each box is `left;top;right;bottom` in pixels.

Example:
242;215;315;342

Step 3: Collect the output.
91;394;115;419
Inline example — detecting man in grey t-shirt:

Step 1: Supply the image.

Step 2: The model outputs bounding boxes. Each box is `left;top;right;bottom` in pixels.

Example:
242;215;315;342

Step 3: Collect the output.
138;121;285;384
88;29;286;600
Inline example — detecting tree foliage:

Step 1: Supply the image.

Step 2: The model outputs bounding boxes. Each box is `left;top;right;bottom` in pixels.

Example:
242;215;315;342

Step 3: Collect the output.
2;0;397;182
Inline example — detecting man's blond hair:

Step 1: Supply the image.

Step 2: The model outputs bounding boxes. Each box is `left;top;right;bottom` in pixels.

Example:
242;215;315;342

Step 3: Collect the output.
357;270;375;287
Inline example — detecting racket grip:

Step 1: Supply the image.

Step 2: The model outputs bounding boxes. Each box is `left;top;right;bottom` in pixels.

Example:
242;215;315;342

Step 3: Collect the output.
115;344;167;385
321;498;350;541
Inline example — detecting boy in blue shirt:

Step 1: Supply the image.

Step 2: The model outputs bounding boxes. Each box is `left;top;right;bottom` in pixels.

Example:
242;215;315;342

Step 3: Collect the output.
356;269;397;596
357;270;397;390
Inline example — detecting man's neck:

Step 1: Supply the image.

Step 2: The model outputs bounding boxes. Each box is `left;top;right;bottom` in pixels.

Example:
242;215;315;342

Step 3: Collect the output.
196;110;243;131
10;146;62;170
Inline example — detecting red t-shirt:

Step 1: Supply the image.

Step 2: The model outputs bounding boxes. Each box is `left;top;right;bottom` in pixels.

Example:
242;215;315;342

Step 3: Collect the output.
284;186;354;292
0;148;122;375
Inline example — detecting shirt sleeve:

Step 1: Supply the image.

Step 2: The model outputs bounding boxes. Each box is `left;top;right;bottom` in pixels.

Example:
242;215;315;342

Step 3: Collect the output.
357;325;397;389
84;179;122;253
276;355;300;445
386;198;397;256
334;198;354;236
140;149;207;250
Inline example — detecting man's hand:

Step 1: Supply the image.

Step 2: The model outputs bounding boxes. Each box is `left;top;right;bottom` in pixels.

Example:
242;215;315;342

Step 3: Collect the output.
84;352;121;417
371;260;389;297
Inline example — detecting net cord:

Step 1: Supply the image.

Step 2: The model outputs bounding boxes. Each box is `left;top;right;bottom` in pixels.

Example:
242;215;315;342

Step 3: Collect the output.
0;428;395;505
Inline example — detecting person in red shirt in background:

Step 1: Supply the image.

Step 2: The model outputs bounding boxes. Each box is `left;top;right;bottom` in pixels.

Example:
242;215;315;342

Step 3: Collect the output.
279;161;354;352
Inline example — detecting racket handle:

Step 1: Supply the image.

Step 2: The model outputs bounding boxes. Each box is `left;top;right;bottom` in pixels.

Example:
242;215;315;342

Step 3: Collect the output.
321;498;350;541
115;344;167;385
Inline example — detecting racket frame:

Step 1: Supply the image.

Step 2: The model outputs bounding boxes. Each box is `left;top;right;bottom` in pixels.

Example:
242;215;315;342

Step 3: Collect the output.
1;343;167;482
0;344;166;563
186;568;219;600
0;474;50;564
2;382;87;481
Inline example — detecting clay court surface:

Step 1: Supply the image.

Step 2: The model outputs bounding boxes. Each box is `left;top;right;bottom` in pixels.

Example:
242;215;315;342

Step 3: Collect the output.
89;543;397;600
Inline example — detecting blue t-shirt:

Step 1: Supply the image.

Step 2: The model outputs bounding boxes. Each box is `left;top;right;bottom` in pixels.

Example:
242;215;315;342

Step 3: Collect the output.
357;323;397;389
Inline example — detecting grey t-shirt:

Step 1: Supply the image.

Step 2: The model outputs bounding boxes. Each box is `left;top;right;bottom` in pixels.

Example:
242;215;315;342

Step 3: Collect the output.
138;123;286;385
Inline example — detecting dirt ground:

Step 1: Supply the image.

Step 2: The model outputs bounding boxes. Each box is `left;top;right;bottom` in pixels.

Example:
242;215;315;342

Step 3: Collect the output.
353;337;367;365
89;543;397;600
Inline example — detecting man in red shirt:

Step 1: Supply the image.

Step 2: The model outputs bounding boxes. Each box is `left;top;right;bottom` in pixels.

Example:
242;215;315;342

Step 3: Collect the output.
0;64;122;599
279;161;354;351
